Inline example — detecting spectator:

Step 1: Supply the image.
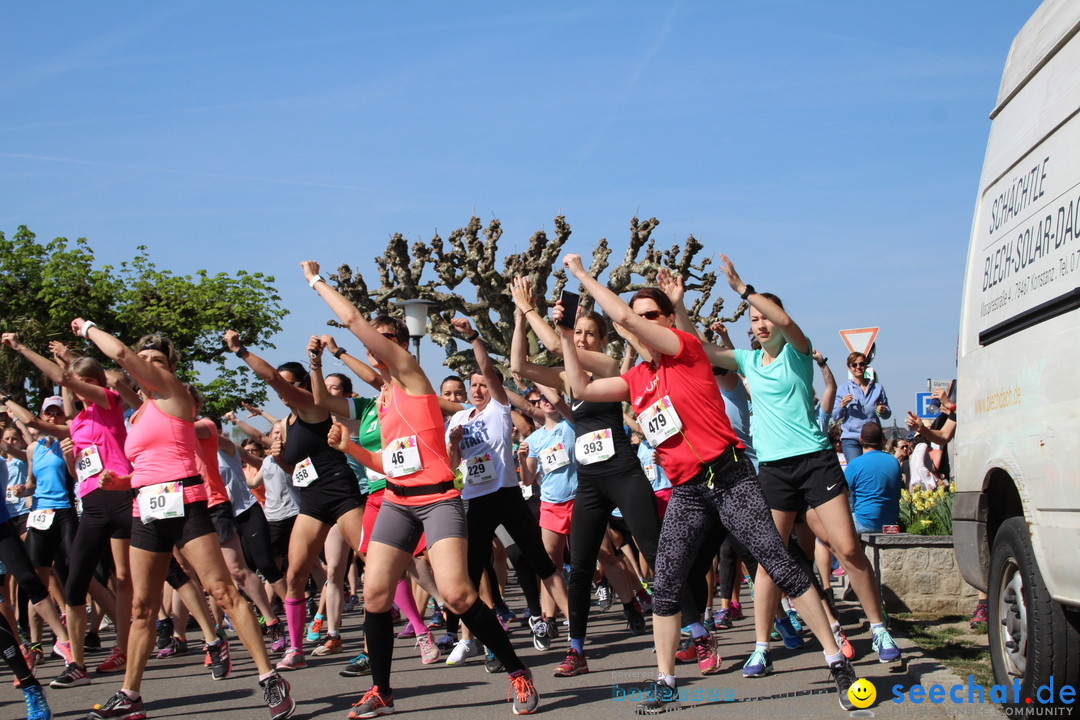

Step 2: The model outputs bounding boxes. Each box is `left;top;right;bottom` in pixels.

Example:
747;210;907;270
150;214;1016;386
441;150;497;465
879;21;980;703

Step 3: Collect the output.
844;424;903;533
832;352;891;463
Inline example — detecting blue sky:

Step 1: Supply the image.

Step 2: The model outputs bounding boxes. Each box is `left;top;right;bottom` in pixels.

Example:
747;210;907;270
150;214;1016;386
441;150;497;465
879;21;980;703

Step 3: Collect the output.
1;2;1041;426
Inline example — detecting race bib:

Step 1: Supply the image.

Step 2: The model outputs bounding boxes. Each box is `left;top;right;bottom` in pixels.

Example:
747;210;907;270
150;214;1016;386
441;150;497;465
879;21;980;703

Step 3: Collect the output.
137;482;185;523
28;509;55;530
540;443;571;473
4;485;18;505
75;445;104;482
639;395;683;447
643;463;657;482
383;435;422;478
292;457;320;488
575;429;615;465
461;453;496;485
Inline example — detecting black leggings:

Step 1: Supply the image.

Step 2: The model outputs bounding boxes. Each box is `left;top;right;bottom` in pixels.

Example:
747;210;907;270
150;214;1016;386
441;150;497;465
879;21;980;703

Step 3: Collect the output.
235;503;284;585
567;466;661;640
0;520;50;604
0;609;37;689
465;487;555;591
64;489;131;606
25;506;79;583
651;453;811;617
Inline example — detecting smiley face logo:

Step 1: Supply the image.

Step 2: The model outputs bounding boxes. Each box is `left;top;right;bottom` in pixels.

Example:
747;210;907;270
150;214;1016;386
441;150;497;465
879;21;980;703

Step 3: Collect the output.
848;678;876;709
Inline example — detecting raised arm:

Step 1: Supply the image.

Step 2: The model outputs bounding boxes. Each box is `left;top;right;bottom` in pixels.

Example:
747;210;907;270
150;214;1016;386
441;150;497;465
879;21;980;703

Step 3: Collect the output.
241;402;279;426
306;336;353;419
3;333;110;409
320;334;384;393
510;276;619;377
451;317;507;406
562;254;681;357
303;261;433;396
105;370;142;410
554;302;629;404
224;329;318;416
510;307;566;394
814;350;837;413
655;270;737;371
1;396;67;439
224;411;272;449
719;255;808;354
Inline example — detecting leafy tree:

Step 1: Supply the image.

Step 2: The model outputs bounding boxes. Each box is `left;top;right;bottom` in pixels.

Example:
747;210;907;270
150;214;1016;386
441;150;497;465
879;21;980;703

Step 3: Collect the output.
331;215;745;373
1;226;285;416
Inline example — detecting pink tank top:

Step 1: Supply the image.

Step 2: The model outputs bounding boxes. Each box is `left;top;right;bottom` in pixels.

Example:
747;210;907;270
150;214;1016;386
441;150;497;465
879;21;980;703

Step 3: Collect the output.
378;383;457;507
68;388;133;498
124;398;207;510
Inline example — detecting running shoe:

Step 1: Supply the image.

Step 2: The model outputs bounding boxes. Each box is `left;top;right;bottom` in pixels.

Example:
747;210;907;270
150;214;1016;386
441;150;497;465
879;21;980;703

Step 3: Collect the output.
389;606;401;624
446;638;483;665
495;601;516;626
623;605;647;636
396;624;416;640
713;608;733;629
833;626;855;660
742;648;773;677
306;615;325;643
970;601;989;628
24;683;52;720
703;614;716;632
349;685;394;719
87;689;146;720
416;632;441;664
773;616;804;650
508;669;539;715
728;601;744;621
484;648;505;674
786;609;804;633
635;589;653;614
595;580;613;612
530;617;550;652
206;638;232;680
340;652;371;677
276;646;308;671
95;647;127;674
830;658;858;710
260;671;296;720
634;680;678;715
52;641;73;666
674;638;697;663
267;622;287;653
313;634;343;656
872;627;901;663
426;607;446;630
344;594;359;613
85;631;103;653
156;637;188;659
832;566;847;578
155;618;174;650
694;634;722;676
51;662;90;688
552;648;589;677
435;632;458;653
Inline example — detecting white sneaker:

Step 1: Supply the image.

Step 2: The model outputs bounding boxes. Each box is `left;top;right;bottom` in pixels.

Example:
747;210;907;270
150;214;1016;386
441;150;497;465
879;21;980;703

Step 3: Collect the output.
530;617;550;651
446;638;483;665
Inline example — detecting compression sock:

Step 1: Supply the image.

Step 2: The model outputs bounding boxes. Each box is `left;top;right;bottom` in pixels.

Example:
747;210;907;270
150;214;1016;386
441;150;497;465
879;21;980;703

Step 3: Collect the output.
284;597;306;651
459;598;523;674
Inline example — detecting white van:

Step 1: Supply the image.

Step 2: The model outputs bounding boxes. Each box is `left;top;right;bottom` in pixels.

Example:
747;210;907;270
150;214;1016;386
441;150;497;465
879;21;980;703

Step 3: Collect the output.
955;0;1080;696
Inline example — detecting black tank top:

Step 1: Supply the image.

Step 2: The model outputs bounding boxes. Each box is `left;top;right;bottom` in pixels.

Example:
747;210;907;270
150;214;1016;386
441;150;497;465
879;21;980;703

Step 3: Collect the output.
570;396;643;479
283;413;354;486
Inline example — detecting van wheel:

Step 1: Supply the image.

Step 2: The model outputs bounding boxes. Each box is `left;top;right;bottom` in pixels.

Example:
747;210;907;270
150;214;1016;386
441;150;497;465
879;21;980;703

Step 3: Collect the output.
988;517;1079;698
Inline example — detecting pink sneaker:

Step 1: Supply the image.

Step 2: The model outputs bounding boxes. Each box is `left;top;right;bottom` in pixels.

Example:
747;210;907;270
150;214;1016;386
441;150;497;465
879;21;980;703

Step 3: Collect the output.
416;632;441;664
728;602;744;621
694;633;722;675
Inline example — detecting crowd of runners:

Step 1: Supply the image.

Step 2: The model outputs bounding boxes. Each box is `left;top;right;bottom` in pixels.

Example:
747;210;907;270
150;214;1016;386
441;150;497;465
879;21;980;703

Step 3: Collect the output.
0;253;904;719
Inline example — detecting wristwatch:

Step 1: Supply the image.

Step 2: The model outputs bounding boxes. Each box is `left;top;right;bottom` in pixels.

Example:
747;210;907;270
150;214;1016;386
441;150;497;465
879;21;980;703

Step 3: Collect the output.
740;284;755;300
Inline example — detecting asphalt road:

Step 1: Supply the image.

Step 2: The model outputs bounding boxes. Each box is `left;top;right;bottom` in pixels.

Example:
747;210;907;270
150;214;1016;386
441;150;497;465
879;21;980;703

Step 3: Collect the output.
10;578;1003;720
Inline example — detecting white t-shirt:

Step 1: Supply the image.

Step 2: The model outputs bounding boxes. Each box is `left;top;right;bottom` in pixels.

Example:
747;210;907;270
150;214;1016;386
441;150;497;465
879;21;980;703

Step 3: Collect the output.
446;397;517;501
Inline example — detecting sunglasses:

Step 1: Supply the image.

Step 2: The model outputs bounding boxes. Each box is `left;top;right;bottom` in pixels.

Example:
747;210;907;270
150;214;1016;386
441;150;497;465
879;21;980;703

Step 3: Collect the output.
527;398;541;405
850;362;867;368
43;408;64;416
378;332;397;340
637;310;664;320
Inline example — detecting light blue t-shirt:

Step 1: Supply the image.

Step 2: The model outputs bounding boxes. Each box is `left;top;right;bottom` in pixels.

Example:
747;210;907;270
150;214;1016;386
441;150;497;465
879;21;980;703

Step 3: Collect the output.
526;420;577;504
734;341;830;463
719;378;759;471
635;438;671;493
30;438;73;510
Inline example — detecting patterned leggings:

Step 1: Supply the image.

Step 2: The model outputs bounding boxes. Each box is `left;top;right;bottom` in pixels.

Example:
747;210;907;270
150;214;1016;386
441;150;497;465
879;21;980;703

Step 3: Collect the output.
651;452;811;617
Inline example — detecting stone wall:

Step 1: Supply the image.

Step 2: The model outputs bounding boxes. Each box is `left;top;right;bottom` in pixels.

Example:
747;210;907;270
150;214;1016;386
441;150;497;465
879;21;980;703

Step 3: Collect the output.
870;536;980;614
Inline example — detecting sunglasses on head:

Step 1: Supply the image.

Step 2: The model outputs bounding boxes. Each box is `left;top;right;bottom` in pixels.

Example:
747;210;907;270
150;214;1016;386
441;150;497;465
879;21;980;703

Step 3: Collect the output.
637;310;663;320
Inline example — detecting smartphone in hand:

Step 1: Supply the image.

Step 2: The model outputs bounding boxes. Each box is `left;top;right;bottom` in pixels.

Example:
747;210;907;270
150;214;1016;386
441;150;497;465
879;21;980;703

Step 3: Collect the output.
557;291;580;329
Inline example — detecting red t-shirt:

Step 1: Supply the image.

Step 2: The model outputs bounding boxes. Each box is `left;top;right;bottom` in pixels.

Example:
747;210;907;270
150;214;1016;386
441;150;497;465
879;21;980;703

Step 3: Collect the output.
194;418;230;508
622;328;741;485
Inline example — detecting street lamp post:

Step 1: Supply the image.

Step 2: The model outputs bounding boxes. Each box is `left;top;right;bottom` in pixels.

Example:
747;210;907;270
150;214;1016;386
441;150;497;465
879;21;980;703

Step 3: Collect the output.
394;299;438;361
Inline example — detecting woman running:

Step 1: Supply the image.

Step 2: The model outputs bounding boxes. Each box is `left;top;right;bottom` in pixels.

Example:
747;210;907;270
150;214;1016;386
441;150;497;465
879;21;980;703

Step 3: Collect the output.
557;253;859;713
303;259;538;718
73;321;294;720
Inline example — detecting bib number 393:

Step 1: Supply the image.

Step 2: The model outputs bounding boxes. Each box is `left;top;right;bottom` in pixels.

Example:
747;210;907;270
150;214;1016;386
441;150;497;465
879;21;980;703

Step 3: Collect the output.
292;457;320;488
575;429;615;465
640;395;683;447
383;435;422;478
137;482;185;523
